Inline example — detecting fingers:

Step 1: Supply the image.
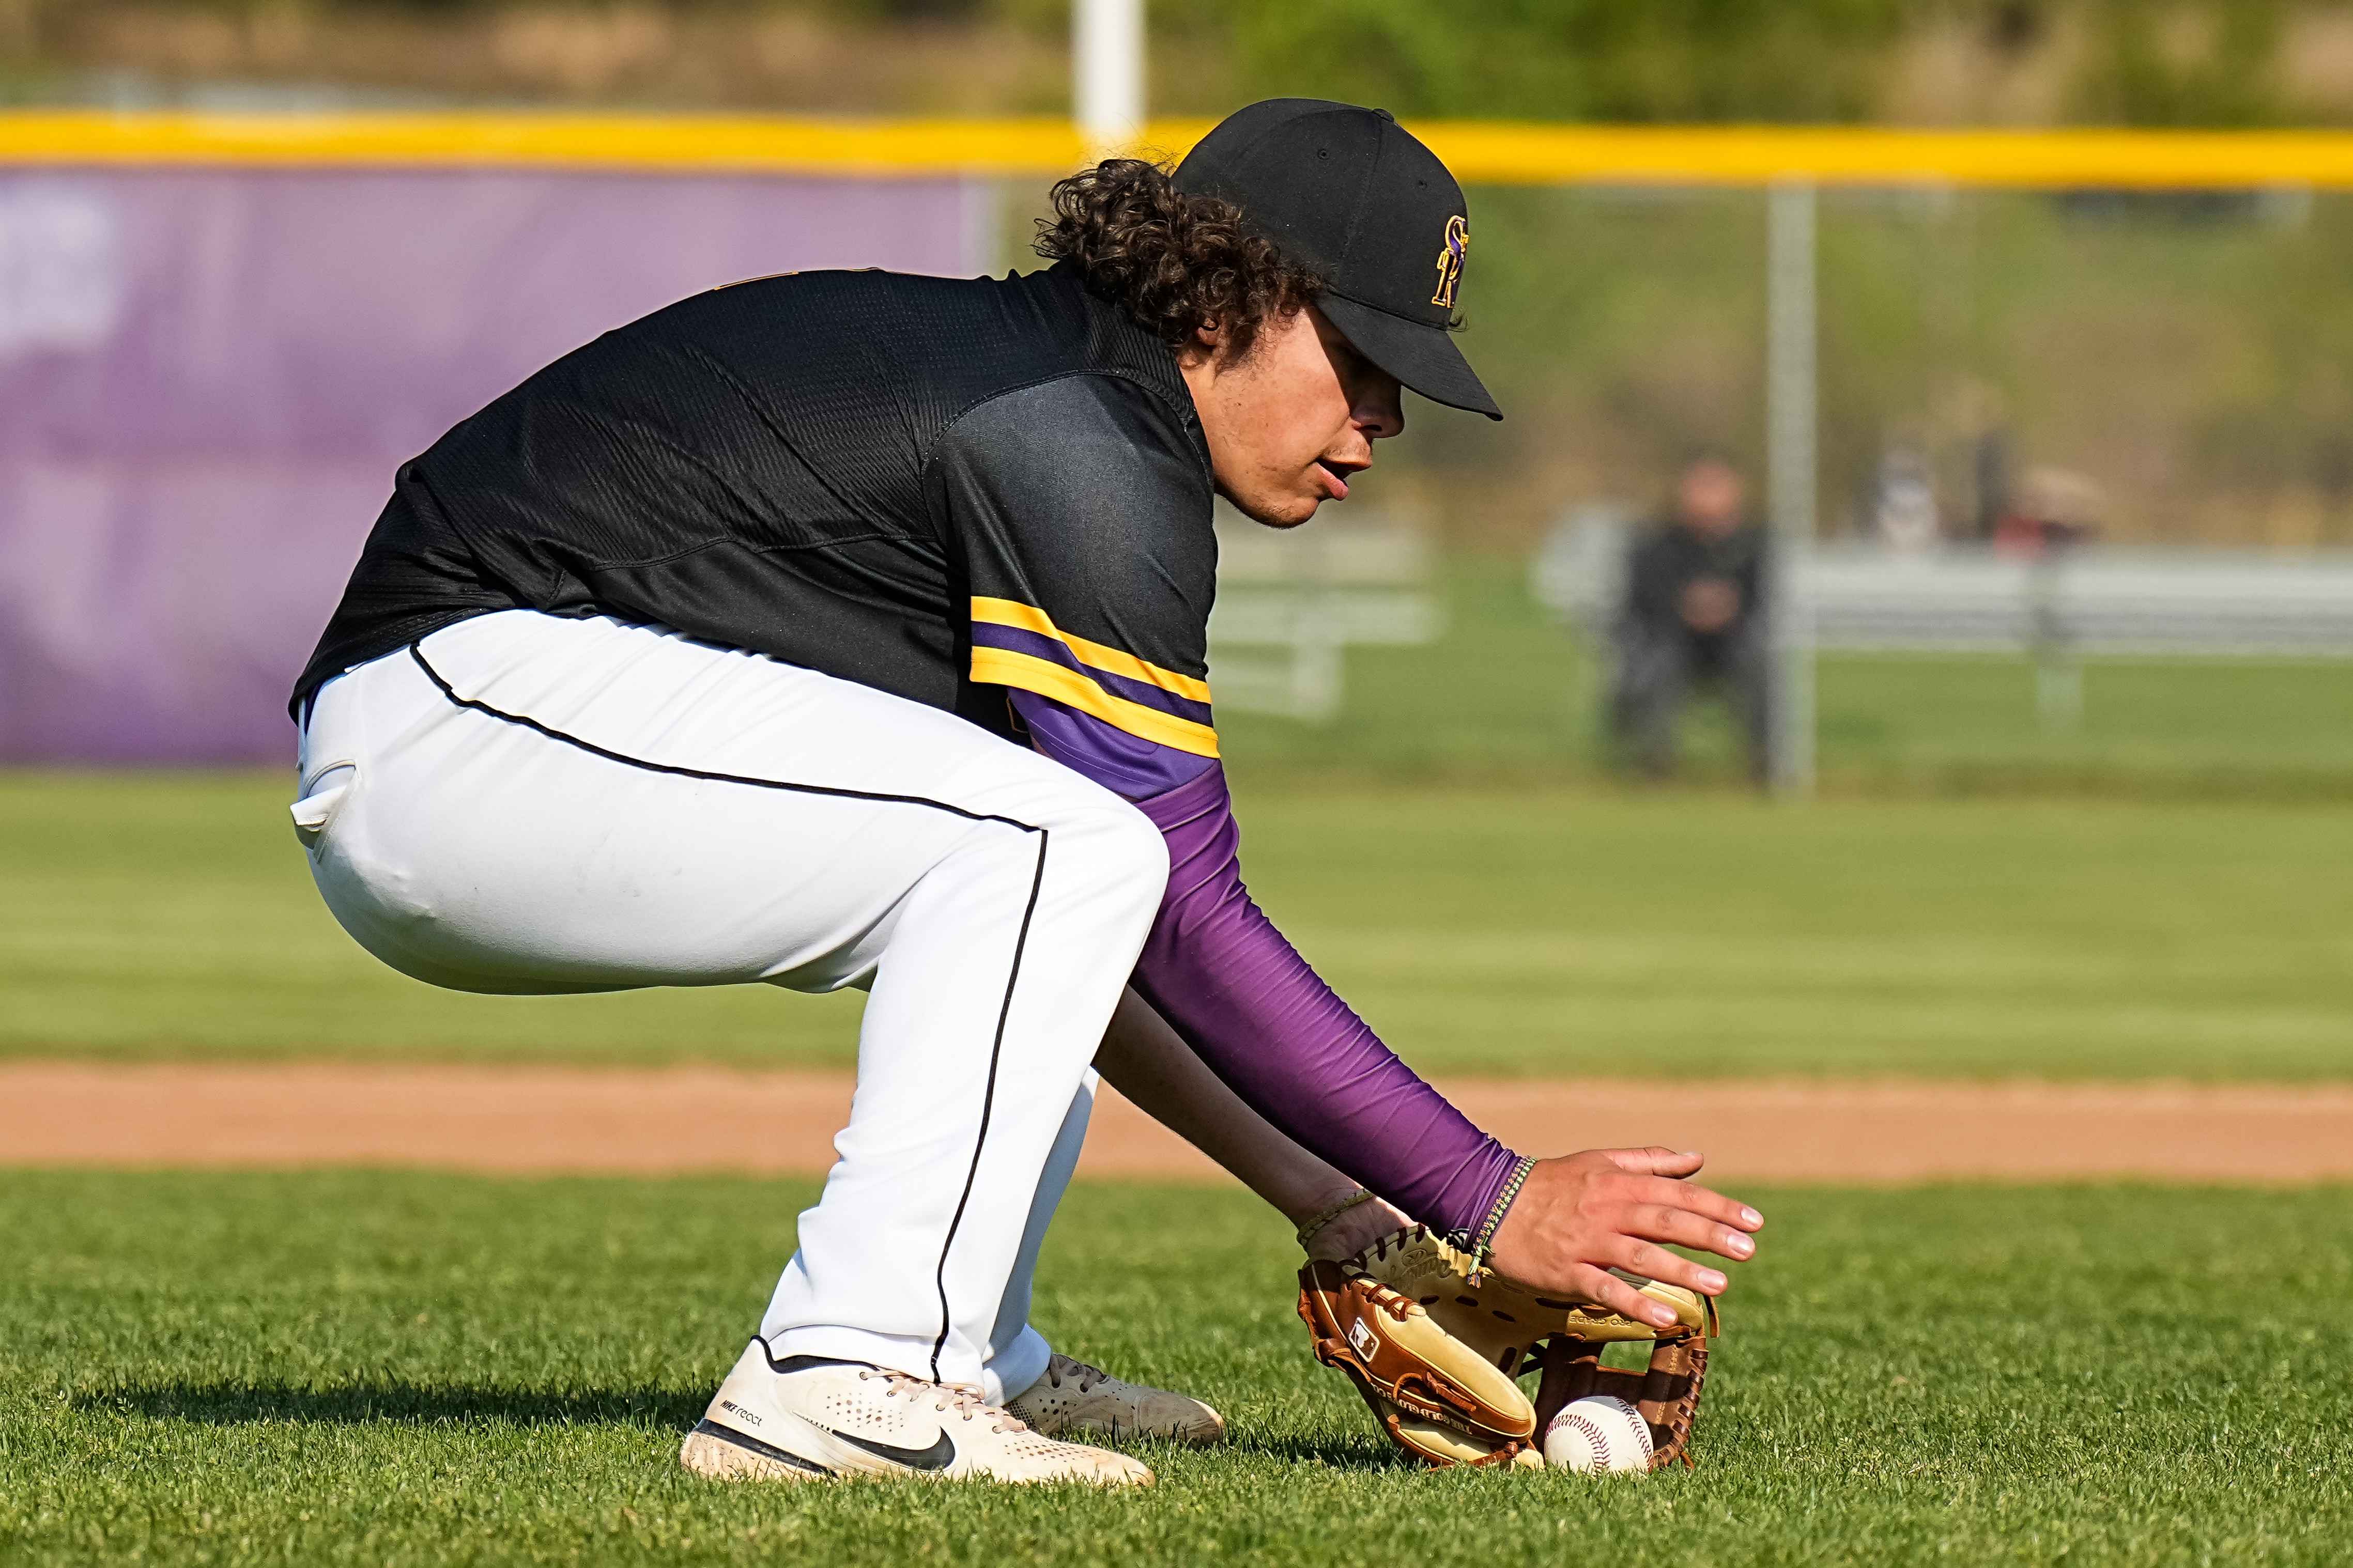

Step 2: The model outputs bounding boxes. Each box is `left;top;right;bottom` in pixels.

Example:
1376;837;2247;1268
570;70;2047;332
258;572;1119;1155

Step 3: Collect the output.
1624;1173;1764;1235
1600;1146;1705;1178
1605;1237;1729;1299
1591;1151;1766;1234
1619;1199;1757;1264
1570;1264;1687;1330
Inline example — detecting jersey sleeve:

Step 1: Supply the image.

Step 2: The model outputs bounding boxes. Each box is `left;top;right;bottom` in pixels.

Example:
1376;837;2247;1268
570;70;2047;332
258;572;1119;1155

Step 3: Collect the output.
926;374;1220;759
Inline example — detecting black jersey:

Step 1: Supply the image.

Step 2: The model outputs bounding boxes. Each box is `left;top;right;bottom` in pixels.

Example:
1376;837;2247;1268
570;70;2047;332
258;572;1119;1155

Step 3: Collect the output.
1623;520;1765;644
293;262;1220;757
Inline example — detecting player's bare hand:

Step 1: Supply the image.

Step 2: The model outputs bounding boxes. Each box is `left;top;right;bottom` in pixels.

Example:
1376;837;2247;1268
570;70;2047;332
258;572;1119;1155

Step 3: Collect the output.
1488;1147;1763;1329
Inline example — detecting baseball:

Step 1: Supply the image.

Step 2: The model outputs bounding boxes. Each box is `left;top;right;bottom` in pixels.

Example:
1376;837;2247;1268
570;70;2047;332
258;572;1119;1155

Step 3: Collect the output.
1541;1396;1654;1476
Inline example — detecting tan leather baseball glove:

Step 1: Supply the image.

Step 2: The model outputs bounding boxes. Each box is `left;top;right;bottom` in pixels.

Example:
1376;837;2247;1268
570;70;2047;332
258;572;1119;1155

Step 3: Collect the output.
1297;1224;1719;1471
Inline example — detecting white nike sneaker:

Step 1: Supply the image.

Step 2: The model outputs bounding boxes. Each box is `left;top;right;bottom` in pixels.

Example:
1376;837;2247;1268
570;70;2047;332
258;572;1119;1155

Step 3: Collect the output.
1002;1353;1225;1446
679;1341;1154;1486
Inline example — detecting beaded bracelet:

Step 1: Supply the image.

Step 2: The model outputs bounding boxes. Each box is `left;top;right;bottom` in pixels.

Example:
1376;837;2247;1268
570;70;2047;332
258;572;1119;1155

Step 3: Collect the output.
1459;1155;1539;1285
1293;1188;1376;1250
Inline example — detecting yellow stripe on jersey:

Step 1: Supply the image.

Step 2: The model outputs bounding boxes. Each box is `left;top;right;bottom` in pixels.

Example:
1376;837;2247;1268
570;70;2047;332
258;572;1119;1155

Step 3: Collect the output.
971;648;1221;758
970;597;1214;704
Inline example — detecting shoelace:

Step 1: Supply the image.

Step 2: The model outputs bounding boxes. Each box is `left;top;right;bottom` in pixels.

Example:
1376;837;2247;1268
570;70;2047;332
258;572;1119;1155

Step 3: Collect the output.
1039;1353;1109;1395
858;1368;1026;1434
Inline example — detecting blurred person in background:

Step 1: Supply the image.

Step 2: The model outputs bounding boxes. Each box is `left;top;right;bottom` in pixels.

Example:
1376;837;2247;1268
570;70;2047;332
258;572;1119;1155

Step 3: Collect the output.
1993;465;2103;559
1870;447;1941;554
1610;455;1770;781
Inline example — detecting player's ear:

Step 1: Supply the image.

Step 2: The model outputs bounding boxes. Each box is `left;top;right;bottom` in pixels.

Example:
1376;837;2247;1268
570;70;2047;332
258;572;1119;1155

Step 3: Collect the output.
1177;316;1227;369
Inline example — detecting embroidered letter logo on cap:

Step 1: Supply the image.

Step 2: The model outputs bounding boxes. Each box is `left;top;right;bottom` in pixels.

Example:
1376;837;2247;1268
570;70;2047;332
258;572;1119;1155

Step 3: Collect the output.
1431;214;1468;310
1175;100;1501;418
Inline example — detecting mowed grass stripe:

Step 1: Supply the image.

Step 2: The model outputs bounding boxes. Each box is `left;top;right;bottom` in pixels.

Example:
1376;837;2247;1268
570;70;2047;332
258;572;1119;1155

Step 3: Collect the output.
2;1172;2347;1565
4;771;2349;1077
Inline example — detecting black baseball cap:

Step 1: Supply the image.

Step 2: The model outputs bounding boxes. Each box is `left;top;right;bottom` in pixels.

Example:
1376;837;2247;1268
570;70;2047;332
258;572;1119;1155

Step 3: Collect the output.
1173;99;1501;421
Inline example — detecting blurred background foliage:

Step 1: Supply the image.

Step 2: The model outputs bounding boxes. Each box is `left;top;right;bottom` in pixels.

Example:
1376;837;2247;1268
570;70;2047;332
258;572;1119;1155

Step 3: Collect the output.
13;0;2341;548
9;0;2353;125
1321;180;2353;551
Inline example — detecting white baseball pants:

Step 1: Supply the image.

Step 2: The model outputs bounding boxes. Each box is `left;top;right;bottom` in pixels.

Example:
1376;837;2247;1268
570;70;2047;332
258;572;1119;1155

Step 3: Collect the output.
295;610;1168;1398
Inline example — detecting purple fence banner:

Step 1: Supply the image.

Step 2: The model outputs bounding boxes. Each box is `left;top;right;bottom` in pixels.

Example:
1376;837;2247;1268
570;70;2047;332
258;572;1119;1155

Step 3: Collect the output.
0;167;986;763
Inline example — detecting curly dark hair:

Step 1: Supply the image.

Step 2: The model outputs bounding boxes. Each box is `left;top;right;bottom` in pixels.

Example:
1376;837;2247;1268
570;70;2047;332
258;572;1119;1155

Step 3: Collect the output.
1033;159;1323;359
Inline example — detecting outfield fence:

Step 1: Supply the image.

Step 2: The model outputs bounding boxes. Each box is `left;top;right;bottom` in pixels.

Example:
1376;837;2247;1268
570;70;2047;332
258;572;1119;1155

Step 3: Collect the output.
6;115;2352;771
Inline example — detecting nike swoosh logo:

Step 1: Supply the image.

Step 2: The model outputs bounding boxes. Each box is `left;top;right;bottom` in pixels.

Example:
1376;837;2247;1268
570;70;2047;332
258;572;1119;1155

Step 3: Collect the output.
689;1418;832;1476
807;1419;956;1471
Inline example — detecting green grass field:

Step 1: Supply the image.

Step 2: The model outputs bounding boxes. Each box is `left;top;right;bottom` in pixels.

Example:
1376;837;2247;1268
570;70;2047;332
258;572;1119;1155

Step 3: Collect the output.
3;1171;2347;1566
5;766;2348;1077
4;553;2348;1565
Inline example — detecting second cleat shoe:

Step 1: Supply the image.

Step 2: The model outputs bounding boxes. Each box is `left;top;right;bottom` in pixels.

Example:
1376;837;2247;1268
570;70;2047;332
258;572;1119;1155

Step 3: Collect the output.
679;1340;1154;1486
1002;1352;1225;1446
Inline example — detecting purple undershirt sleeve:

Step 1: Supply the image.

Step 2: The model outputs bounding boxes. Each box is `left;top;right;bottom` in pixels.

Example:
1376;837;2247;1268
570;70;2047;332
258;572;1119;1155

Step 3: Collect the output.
1008;688;1213;799
1008;689;1521;1235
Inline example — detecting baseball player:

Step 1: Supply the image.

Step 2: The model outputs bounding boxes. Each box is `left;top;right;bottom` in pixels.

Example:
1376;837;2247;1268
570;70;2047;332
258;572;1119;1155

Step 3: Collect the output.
288;99;1763;1487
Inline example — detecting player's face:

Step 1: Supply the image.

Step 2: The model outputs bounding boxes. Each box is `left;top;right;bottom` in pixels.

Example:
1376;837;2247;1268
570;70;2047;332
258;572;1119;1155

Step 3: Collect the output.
1182;305;1405;529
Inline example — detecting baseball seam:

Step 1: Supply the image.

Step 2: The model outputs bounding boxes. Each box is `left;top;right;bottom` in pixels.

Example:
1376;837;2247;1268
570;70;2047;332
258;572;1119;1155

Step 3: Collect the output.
1553;1402;1653;1473
1559;1412;1614;1473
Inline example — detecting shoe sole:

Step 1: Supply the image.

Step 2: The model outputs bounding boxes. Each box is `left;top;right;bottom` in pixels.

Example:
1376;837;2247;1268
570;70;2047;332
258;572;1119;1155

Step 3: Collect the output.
1100;1416;1224;1447
681;1419;1152;1487
1011;1411;1226;1447
680;1420;834;1482
1163;1409;1226;1447
1088;1421;1222;1448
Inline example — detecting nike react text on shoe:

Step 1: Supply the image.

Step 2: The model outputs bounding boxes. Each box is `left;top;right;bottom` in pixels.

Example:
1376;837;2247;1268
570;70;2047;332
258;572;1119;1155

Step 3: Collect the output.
1002;1353;1225;1446
679;1341;1154;1486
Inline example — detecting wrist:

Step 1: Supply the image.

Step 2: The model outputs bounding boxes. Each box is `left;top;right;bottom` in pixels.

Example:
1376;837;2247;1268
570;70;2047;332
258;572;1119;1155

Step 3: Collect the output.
1457;1154;1537;1285
1302;1192;1415;1262
1282;1176;1370;1231
1291;1187;1375;1249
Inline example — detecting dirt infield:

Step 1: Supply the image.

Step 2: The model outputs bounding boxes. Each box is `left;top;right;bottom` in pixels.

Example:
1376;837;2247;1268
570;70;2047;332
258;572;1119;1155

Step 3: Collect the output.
3;1062;2350;1184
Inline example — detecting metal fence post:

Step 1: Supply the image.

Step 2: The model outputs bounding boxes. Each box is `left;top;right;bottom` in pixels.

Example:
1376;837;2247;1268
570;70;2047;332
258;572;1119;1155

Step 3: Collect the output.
1766;179;1819;798
1073;0;1144;158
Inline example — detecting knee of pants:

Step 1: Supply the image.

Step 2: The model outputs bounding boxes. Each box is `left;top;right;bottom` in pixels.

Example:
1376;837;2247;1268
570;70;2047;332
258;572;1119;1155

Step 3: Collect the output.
1030;789;1170;925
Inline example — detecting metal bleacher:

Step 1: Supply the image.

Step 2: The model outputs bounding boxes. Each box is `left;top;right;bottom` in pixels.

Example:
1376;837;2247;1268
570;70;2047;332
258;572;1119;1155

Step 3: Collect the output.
1535;507;2353;727
1207;502;1442;721
1538;509;2353;654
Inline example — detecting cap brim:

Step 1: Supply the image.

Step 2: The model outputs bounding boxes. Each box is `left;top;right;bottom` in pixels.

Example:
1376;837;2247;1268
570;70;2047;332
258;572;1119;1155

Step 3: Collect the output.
1318;292;1502;421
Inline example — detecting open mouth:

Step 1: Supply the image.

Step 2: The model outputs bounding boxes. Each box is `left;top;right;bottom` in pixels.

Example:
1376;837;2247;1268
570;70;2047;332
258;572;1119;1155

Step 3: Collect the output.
1315;459;1351;499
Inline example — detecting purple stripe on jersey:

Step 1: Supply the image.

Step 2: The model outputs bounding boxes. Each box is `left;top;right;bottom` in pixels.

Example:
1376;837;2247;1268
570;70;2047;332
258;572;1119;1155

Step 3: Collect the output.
970;620;1214;727
1009;689;1212;800
1128;765;1521;1235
